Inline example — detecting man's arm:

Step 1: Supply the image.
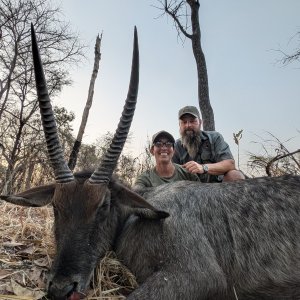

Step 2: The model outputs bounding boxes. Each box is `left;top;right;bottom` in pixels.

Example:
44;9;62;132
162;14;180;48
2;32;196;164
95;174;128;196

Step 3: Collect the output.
182;159;235;175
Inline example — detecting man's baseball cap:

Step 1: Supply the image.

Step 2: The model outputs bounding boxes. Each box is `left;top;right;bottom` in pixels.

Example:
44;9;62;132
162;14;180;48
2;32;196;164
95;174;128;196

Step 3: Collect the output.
151;130;175;146
178;105;200;119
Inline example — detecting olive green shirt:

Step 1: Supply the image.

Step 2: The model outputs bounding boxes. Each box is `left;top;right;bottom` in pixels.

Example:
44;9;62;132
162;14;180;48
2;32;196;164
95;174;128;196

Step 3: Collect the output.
134;163;200;188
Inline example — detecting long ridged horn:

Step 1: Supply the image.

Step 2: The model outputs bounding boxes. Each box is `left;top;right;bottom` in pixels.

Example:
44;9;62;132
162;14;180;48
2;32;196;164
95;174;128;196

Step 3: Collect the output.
31;24;74;183
89;27;139;184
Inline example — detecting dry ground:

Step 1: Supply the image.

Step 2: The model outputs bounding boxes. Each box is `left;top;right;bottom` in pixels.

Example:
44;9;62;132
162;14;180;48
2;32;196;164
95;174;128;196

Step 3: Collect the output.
0;202;137;300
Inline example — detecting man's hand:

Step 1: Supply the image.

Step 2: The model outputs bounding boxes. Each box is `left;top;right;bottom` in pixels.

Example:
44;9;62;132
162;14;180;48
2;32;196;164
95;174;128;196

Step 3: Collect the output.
182;161;205;174
183;159;236;176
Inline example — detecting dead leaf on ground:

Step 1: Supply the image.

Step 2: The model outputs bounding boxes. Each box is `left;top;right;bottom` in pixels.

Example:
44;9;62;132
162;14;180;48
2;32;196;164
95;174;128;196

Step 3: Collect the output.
0;269;14;280
10;279;45;299
2;242;25;248
17;245;35;256
33;257;49;268
27;267;47;289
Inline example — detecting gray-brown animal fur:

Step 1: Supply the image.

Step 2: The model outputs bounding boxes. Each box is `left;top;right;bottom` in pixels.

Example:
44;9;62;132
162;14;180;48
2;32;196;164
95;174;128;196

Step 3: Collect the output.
1;24;300;299
126;175;300;300
3;172;300;299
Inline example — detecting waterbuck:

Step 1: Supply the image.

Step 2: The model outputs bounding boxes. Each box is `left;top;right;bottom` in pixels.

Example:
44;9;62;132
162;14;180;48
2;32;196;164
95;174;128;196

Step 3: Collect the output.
2;25;300;300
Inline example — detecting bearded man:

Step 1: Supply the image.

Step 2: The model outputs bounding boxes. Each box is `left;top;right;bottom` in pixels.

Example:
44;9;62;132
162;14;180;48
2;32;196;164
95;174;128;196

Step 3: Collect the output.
172;106;245;183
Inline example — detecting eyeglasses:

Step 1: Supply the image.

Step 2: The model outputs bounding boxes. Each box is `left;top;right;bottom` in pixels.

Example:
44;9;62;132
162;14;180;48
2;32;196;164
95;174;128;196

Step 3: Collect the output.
153;141;174;148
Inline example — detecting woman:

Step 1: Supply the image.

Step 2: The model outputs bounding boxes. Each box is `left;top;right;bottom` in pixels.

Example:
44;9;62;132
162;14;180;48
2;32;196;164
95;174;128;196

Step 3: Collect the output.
134;130;200;188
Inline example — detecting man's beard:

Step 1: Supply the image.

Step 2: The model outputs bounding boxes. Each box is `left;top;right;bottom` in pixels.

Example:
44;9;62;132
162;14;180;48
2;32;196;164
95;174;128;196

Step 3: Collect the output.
181;129;201;159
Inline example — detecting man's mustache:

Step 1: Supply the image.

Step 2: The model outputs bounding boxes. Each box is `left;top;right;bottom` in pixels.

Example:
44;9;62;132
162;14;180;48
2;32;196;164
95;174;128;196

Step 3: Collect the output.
184;129;196;135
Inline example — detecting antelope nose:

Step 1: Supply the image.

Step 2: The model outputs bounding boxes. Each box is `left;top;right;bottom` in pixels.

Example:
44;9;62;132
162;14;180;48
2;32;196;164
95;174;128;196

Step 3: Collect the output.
48;280;78;299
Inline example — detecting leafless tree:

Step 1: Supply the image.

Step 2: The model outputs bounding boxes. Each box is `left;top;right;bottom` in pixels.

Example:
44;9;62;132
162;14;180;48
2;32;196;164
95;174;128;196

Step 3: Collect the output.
68;33;102;170
247;132;300;177
280;31;300;65
155;0;215;130
0;0;85;194
72;131;144;186
135;140;154;177
0;106;76;193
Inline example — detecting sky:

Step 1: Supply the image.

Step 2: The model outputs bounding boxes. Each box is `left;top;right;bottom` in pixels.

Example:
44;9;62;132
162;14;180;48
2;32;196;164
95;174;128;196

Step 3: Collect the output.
54;1;300;174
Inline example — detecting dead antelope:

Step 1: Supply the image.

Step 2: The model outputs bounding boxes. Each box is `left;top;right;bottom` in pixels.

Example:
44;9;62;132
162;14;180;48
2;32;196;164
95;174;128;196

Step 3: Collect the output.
1;24;300;300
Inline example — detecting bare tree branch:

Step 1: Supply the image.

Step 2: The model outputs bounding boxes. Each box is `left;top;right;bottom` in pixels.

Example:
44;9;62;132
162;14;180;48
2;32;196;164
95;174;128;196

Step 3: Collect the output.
0;0;86;193
266;149;300;177
68;33;102;170
155;0;215;130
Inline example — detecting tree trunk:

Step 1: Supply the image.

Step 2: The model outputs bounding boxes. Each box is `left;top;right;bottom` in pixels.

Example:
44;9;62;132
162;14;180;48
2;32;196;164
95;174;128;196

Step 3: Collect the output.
161;0;215;130
68;34;102;170
187;0;215;130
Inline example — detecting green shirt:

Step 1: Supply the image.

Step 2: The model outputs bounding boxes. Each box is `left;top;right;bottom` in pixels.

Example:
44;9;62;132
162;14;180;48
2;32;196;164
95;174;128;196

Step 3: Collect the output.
134;163;200;188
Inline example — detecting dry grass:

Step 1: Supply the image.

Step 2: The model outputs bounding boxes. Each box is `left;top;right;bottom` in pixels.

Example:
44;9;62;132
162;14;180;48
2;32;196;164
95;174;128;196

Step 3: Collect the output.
0;202;137;300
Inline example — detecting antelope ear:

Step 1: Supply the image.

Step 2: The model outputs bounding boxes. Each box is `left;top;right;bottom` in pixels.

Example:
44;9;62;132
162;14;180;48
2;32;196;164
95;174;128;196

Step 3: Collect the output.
110;181;169;220
0;184;55;207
